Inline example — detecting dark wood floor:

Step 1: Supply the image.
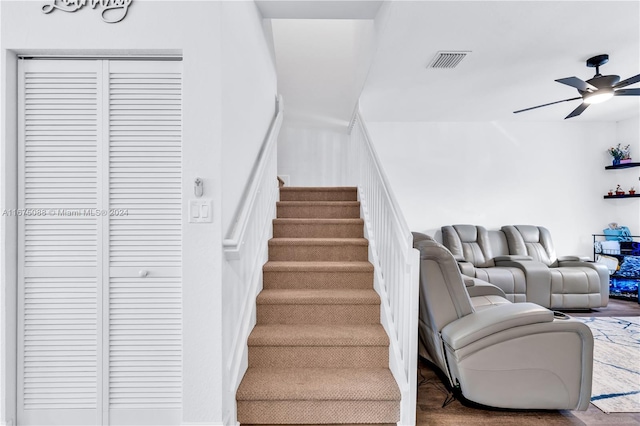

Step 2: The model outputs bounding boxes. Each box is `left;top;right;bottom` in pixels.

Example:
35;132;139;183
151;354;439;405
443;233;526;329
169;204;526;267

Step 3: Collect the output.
563;297;640;318
416;298;640;425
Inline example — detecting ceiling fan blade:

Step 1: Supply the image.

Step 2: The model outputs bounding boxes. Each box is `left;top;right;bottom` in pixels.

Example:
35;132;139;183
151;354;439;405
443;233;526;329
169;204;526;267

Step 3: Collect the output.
565;103;589;119
614;88;640;96
614;73;640;89
513;97;582;114
555;77;597;92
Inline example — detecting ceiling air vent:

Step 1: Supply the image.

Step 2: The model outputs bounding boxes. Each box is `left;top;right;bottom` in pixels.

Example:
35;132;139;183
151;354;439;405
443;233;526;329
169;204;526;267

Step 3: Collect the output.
427;51;470;69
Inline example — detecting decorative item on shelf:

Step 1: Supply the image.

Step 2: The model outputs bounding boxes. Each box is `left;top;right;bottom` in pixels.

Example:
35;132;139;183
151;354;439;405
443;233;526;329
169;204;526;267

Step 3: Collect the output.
615;184;625;195
603;222;633;242
630;187;636;195
607;143;631;166
608;189;614;196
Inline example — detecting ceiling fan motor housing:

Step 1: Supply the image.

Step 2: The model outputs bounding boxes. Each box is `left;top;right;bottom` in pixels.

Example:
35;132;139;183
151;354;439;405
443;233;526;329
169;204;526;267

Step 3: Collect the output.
583;74;621;93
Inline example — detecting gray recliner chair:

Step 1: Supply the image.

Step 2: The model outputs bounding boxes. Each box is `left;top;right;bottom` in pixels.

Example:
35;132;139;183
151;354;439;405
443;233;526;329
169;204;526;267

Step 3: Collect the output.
502;225;609;309
441;225;551;307
413;236;593;411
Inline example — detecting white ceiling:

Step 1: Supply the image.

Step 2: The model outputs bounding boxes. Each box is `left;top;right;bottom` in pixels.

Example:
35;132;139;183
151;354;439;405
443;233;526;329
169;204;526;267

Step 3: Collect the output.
257;0;383;19
262;0;640;123
271;18;375;129
361;1;640;122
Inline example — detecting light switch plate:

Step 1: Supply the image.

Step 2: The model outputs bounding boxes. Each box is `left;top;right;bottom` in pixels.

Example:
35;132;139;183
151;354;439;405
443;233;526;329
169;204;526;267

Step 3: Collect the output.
189;199;212;223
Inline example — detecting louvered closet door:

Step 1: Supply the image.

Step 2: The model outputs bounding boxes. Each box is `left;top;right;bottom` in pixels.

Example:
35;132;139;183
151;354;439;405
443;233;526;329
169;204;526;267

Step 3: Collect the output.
18;59;182;426
18;60;103;426
106;60;182;426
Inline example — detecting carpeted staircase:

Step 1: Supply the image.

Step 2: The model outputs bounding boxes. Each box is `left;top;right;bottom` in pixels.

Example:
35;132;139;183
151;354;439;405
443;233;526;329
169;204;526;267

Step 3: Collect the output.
237;186;400;425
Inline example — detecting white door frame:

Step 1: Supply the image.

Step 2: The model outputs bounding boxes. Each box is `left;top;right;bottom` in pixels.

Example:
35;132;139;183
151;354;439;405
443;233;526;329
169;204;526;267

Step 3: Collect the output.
2;49;21;426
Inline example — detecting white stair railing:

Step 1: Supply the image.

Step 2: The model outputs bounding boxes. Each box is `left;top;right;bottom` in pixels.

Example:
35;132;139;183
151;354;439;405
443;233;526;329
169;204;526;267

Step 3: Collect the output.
222;95;283;424
349;109;419;426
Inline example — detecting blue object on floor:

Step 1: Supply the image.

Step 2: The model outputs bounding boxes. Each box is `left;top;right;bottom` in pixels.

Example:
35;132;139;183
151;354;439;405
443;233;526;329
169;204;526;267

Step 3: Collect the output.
609;277;639;301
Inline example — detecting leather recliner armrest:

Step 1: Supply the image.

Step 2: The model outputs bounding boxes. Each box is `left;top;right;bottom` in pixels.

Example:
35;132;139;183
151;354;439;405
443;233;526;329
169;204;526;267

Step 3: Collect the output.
557;260;608;272
457;261;476;276
494;258;552;308
463;276;507;298
494;255;533;261
558;255;591;262
441;303;553;350
462;276;475;287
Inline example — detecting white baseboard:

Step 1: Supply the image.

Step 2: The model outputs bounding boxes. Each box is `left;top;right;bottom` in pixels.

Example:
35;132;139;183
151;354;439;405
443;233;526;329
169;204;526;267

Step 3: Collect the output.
181;422;225;426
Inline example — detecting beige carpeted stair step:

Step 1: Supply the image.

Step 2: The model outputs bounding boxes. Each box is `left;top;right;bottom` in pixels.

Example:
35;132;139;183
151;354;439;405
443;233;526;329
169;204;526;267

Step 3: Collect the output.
262;261;374;290
247;324;389;368
273;218;364;238
277;201;360;218
268;238;368;262
236;368;401;424
279;186;357;202
256;289;380;325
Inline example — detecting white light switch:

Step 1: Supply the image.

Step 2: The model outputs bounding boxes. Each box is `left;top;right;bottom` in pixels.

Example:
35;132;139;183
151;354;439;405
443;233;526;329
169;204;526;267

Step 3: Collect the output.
190;201;200;219
189;199;212;223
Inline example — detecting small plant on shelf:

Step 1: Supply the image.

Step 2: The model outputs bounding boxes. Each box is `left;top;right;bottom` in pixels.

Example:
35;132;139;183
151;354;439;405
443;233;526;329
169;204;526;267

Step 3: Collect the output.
615;184;625;195
607;143;631;165
630;187;636;195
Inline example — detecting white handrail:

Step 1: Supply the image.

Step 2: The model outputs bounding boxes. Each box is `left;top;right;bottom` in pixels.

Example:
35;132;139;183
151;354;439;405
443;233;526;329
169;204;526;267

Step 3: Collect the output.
221;95;284;425
349;109;419;426
223;95;283;259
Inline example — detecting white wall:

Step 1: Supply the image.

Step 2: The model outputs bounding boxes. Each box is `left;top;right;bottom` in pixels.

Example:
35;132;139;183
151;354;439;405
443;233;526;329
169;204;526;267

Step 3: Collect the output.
1;2;276;424
222;1;278;235
365;120;622;257
274;19;374;186
219;2;279;424
278;126;352;186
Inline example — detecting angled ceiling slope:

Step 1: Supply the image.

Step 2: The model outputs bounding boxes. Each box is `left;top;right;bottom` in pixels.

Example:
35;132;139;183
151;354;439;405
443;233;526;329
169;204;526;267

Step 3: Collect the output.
256;0;383;19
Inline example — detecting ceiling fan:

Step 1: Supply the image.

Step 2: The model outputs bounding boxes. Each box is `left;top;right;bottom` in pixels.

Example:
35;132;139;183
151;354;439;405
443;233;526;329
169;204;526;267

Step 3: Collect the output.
514;54;640;119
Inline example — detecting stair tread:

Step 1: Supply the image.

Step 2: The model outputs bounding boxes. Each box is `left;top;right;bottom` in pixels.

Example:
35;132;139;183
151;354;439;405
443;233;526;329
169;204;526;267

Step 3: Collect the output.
248;324;388;346
269;238;368;246
257;289;379;305
277;201;360;205
281;186;357;191
236;368;400;401
263;261;373;272
273;218;363;224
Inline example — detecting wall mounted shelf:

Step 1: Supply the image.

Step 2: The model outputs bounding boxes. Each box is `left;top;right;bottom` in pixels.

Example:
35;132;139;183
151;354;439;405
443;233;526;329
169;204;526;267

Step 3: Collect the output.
604;194;640;199
605;162;640;170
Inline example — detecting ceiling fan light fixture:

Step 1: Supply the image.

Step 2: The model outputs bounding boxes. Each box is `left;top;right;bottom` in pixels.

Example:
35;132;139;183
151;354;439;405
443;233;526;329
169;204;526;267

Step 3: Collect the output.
583;89;614;104
514;54;640;118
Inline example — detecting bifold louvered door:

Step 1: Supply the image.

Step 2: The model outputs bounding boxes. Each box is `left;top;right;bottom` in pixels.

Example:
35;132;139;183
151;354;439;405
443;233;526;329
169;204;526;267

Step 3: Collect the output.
18;59;182;426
